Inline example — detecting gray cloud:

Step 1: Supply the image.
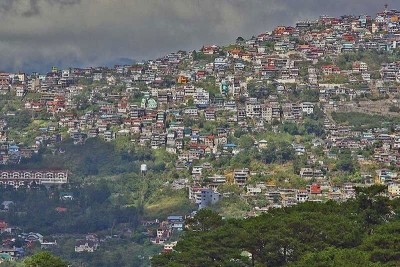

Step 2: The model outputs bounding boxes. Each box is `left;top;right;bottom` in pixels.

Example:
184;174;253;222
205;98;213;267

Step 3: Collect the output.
22;0;40;17
0;0;397;72
0;0;81;17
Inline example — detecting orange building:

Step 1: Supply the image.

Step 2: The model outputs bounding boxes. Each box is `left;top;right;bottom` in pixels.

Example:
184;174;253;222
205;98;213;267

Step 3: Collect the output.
273;26;286;35
177;75;189;84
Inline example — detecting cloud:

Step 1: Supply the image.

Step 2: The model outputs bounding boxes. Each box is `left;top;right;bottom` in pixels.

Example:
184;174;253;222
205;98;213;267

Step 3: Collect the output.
0;0;397;72
0;0;81;17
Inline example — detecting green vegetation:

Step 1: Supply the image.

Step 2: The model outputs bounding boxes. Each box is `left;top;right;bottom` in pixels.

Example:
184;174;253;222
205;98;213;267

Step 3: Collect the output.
24;251;68;267
2;138;156;179
299;88;319;102
332;112;400;130
0;138;193;266
0;252;69;267
52;239;160;267
335;148;357;173
289;248;381;267
152;185;400;267
322;74;349;84
213;193;251;218
259;140;295;164
247;80;276;99
335;49;399;71
0;182;140;235
144;188;196;219
280;119;324;137
195;76;220;97
1;111;32;131
192;51;217;63
389;105;400;113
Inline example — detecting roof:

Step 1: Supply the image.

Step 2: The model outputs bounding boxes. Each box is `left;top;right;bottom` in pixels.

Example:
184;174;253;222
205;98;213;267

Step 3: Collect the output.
223;143;237;148
167;215;183;220
75;239;97;247
0;253;12;260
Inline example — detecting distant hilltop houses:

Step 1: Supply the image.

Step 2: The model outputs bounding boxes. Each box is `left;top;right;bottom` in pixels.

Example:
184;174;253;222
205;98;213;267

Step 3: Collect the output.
0;5;400;211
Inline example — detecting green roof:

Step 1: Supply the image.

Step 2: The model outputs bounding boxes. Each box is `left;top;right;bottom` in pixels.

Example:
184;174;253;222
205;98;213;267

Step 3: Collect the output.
0;253;12;260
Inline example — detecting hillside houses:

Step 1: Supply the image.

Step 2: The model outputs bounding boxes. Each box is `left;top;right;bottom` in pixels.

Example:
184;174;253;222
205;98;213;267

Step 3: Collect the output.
0;5;400;214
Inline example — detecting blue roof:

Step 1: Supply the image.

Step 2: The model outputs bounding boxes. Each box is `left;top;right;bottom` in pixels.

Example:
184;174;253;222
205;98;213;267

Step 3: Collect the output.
223;143;237;148
168;215;183;220
196;104;209;109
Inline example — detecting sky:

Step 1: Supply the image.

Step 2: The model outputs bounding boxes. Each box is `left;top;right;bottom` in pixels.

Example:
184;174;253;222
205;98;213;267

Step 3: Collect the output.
0;0;398;73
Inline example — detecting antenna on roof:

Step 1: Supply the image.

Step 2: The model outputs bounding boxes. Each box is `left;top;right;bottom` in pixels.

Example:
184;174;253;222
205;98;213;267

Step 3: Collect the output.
384;3;388;11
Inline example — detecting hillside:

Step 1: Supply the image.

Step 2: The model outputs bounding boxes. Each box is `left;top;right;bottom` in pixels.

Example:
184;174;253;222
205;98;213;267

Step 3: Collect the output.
152;186;400;267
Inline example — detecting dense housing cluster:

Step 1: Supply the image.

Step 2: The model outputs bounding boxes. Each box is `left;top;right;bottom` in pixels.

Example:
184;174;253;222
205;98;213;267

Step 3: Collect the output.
0;5;400;215
1;5;400;266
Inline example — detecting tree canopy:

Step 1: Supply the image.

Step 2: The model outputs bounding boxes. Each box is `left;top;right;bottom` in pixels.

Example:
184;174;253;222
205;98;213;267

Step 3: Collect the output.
24;251;68;267
152;186;400;267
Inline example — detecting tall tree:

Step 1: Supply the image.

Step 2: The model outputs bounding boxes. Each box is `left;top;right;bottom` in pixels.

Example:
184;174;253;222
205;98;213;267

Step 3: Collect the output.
24;251;67;267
